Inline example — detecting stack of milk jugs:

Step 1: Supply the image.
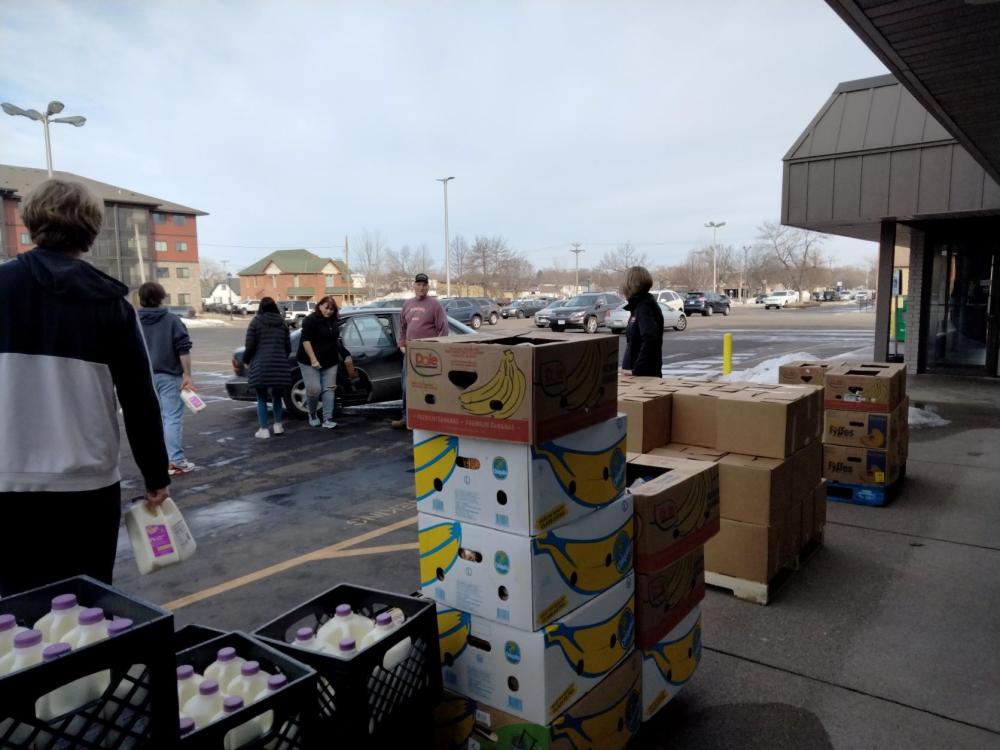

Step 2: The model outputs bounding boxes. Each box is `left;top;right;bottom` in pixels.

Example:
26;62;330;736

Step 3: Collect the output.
0;593;137;724
406;334;642;750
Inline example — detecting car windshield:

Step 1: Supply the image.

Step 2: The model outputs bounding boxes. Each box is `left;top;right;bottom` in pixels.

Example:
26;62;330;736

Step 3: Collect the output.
686;292;706;298
566;294;600;306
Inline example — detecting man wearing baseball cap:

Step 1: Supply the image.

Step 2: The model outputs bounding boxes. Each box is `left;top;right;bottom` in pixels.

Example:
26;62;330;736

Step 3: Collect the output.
393;272;448;429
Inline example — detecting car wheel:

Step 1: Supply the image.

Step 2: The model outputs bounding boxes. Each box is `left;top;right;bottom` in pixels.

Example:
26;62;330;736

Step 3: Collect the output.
516;310;525;319
470;315;482;329
722;306;730;316
489;312;499;325
584;316;599;334
287;377;311;419
705;306;713;316
674;315;687;331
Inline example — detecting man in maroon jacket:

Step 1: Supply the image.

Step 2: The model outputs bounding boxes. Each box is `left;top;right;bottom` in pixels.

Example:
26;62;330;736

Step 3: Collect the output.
392;273;448;429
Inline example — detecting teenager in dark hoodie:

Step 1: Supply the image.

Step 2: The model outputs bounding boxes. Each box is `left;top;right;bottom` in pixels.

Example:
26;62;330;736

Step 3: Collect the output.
0;179;169;596
138;281;196;475
620;265;664;378
243;297;291;438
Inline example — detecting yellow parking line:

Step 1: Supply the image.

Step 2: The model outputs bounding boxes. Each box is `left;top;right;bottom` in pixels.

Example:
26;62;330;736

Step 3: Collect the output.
164;516;417;611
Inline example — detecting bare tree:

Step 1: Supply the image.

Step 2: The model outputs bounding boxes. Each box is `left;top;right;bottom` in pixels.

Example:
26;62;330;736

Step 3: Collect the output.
354;229;390;297
596;242;649;276
200;259;229;289
450;235;472;295
756;222;825;295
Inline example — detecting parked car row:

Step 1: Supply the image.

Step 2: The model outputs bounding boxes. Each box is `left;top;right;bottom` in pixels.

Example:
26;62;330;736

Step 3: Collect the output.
683;291;731;316
607;300;687;332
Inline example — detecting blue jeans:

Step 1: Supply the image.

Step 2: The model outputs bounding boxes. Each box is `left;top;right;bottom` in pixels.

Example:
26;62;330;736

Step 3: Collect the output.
153;373;186;464
255;387;284;428
298;363;338;419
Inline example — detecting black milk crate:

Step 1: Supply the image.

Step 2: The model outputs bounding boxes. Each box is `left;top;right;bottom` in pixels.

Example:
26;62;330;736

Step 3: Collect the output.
176;632;316;749
174;624;226;653
0;575;175;748
254;584;441;746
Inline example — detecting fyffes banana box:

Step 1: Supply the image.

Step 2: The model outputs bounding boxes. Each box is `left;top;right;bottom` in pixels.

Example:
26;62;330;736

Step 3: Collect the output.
823;442;904;486
636;547;705;649
405;332;619;444
413;414;627;536
641;606;701;721
823;361;906;412
419;494;633;631
437;573;636;725
823;398;908;449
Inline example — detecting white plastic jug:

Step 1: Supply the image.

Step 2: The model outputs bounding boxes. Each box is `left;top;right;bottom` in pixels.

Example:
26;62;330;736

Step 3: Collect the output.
204;647;245;692
33;593;83;643
210;696;263;750
64;608;109;649
330;638;357;660
177;664;205;709
179;716;196;737
0;614;28;660
125;497;197;575
319;604;372;647
360;612;412;672
182;679;224;729
181;388;207;414
290;627;324;652
226;661;271;705
0;629;45;676
253;674;288;735
35;643;88;720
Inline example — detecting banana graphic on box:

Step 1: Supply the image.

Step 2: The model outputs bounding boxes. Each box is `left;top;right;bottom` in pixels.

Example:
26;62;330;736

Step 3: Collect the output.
651;475;711;537
560;344;609;410
532;437;627;509
420;521;462;587
459;350;526;419
544;606;635;677
532;519;633;594
645;554;699;611
551;683;641;748
414;434;459;500
643;614;702;686
437;607;472;665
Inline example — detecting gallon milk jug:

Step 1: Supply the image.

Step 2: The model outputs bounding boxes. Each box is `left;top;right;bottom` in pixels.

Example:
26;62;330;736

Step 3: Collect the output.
204;647;245;691
291;627;324;652
0;629;45;675
181;388;207;414
332;638;357;660
34;594;83;643
182;679;224;729
64;608;109;649
210;696;262;750
125;497;197;575
177;664;205;708
319;604;372;647
35;643;86;719
104;618;137;704
254;674;288;735
179;716;196;738
0;614;28;660
359;612;412;672
226;661;271;704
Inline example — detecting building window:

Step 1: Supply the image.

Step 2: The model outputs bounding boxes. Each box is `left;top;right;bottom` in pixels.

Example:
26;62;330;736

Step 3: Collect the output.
176;241;188;252
152;213;166;224
177;267;190;279
172;215;186;226
293;275;300;287
154;240;167;252
156;267;170;279
271;275;277;288
164;293;172;304
20;232;31;245
178;293;190;305
325;274;334;286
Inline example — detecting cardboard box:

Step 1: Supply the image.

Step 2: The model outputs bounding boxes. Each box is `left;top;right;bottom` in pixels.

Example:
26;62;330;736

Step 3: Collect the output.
704;519;783;583
618;393;671;454
813;480;827;539
823;398;908;449
435;652;642;750
782;497;802;566
647;443;728;463
627;455;720;572
790;440;823;501
778;361;834;386
823;443;903;486
414;414;627;535
799;489;813;548
636;547;705;649
419;495;633;631
669;390;724;448
406;332;619;443
715;386;823;459
823;362;906;412
640;606;702;722
438;574;636;725
717;453;792;525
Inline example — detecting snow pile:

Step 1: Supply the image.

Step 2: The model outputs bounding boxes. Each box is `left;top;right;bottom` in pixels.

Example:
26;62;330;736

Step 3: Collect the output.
716;352;819;384
908;406;950;428
183;318;228;328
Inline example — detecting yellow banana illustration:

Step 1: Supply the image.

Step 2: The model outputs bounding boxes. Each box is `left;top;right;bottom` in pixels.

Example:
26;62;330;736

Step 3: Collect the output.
643;614;701;686
544;605;635;677
532;437;626;510
458;350;527;419
419;521;462;587
494;356;526;419
532;518;633;594
645;554;698;610
561;344;604;410
414;434;459;500
433;693;476;750
458;353;512;414
551;683;641;748
436;607;472;665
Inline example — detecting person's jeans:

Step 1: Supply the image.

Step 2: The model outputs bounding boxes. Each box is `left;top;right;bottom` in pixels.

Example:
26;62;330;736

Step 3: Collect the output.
255;387;285;428
298;363;338;419
153;373;186;463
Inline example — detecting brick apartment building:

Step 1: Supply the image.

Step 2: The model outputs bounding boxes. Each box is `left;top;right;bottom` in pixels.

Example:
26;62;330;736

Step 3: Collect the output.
238;249;352;305
0;164;207;306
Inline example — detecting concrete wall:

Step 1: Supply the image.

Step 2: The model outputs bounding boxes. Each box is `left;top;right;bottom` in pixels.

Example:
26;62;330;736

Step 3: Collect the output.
905;229;927;375
155;260;202;306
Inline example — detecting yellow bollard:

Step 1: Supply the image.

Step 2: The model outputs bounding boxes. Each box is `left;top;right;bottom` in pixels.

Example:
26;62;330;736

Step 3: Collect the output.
723;332;733;375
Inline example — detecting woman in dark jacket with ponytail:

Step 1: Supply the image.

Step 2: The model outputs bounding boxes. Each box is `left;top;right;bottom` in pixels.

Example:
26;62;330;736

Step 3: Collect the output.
243;297;291;438
620;266;664;378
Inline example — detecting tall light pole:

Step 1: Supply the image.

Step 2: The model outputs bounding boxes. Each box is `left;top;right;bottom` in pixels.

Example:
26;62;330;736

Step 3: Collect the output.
704;220;726;293
570;243;585;295
2;101;86;178
437;176;454;297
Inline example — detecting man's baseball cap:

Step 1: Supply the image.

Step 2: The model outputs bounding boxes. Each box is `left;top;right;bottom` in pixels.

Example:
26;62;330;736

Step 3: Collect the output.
414;273;429;283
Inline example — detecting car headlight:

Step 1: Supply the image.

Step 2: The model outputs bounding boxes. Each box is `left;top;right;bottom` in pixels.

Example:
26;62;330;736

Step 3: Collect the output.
570;312;585;321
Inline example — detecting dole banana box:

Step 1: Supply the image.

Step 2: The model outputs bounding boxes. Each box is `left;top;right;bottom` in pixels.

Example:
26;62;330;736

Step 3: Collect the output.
419;495;633;631
636;547;704;649
627;454;720;572
823;361;906;412
641;606;702;722
436;573;636;725
823;397;909;449
406;332;619;444
648;443;728;464
413;414;627;536
434;653;641;750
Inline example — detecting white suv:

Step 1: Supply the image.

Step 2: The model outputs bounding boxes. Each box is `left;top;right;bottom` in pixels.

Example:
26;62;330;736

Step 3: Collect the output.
761;290;798;309
281;300;316;326
652;289;684;311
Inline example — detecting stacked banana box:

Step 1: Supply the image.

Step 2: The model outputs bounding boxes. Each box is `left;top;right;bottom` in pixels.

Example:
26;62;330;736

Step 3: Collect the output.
781;361;908;505
408;332;641;750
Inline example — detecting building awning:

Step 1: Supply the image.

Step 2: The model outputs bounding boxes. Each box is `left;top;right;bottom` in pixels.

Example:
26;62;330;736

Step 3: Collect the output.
324;286;352;294
285;287;314;296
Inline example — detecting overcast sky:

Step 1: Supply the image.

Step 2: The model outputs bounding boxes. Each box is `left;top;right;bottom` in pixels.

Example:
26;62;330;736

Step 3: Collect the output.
1;1;887;273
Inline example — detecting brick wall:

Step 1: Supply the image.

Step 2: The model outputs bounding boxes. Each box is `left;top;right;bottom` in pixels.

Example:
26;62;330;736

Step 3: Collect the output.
905;229;926;375
151;213;199;263
240;271;349;305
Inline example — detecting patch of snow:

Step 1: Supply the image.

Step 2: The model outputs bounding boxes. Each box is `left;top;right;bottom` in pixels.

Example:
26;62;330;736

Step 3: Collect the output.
183;318;228;328
717;352;819;384
909;406;949;428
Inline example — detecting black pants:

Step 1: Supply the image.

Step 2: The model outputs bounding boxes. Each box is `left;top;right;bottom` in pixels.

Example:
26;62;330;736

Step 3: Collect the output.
0;483;121;598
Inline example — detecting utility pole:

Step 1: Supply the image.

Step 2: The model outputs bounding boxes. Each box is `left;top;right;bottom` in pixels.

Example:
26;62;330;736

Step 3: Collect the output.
344;234;351;305
741;244;750;303
437;176;455;297
704;221;726;293
570;243;585;295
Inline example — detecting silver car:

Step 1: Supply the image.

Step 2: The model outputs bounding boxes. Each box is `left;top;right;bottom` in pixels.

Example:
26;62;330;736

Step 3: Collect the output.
608;301;687;333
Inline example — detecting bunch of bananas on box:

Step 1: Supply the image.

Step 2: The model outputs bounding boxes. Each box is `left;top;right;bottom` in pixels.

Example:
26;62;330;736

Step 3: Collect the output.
459;350;526;419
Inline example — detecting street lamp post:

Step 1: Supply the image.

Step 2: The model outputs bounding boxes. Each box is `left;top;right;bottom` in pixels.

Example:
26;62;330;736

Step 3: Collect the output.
704;220;726;293
2;101;86;178
570;243;585;295
437;176;454;297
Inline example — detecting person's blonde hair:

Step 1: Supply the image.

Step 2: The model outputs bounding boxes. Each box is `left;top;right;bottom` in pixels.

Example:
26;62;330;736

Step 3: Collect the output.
621;265;653;299
20;179;104;253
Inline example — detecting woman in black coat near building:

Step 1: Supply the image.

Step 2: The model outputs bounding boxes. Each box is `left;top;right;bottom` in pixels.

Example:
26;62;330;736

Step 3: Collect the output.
620;266;664;378
243;297;291;438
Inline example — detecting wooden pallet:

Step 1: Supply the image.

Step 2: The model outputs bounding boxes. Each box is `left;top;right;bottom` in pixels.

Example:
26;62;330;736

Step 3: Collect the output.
706;535;824;605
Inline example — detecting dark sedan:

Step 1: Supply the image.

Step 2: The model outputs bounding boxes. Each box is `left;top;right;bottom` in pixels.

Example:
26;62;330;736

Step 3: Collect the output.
226;308;474;419
683;291;731;316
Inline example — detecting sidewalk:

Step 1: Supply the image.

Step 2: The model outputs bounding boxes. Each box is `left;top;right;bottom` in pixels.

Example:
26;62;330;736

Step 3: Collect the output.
637;375;1000;749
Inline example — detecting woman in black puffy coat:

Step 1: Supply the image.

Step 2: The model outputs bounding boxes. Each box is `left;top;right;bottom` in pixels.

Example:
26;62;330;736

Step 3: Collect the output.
620;266;664;378
243;297;291;438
